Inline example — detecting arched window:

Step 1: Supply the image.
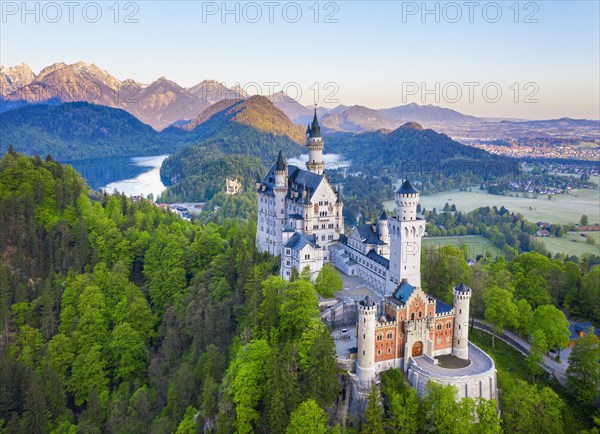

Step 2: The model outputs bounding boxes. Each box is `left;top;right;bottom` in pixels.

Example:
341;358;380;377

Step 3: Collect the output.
377;349;381;356
418;311;422;318
387;347;392;354
446;321;452;329
376;334;383;341
387;332;393;340
437;324;442;330
411;312;415;321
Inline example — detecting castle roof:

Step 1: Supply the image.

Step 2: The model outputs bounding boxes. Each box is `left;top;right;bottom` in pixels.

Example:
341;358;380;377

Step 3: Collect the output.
308;109;322;138
275;149;286;171
361;295;376;307
378;210;388;221
259;161;324;203
435;299;453;314
455;282;470;293
396;179;419;195
366;249;389;268
283;232;320;251
356;223;386;245
393;281;415;303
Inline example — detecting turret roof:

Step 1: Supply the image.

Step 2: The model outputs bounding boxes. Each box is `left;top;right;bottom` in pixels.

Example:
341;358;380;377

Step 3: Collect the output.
396;179;419;195
308;109;321;138
275;149;286;171
455;282;470;292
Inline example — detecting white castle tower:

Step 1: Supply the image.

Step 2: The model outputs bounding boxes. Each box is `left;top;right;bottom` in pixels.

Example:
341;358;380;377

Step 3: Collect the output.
272;150;288;256
356;296;377;385
377;211;390;246
386;180;426;292
306;109;325;175
453;283;471;360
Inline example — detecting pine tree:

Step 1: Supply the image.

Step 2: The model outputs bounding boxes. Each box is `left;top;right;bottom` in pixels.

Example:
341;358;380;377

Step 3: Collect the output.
361;385;385;434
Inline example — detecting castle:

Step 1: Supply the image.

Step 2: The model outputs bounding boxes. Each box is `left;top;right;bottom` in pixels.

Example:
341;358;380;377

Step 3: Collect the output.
256;112;497;402
255;111;343;280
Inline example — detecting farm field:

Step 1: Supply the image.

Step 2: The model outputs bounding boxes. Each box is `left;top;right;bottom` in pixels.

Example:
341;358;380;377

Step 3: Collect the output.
422;235;502;260
540;232;600;257
385;187;599;226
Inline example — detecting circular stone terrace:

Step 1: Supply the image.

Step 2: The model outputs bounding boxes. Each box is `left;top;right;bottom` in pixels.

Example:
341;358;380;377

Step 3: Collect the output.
407;343;497;400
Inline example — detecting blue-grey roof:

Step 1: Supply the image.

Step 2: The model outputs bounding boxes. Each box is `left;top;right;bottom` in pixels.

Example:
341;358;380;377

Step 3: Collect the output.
366;249;389;268
356;224;385;245
259;160;324;203
288;213;303;220
379;211;388;220
361;295;376;307
396;179;419;195
275;149;286;171
455;282;469;293
435;299;453;314
569;321;600;340
282;225;295;233
308;110;321;138
393;281;415;303
283;232;320;251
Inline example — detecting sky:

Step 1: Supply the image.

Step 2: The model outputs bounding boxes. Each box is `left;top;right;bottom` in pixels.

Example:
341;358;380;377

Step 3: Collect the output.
1;1;599;119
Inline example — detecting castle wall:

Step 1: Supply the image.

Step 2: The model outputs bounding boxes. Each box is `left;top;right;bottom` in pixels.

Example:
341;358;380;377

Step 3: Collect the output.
407;343;497;400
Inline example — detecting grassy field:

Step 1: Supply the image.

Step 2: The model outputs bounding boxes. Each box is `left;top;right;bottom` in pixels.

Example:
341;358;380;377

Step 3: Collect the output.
540;232;600;257
422;235;502;260
385;187;599;226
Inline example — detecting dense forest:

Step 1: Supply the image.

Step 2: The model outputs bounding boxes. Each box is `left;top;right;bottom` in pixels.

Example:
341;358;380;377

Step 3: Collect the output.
159;150;266;203
0;150;338;433
324;124;520;192
2;151;598;433
0;99;305;163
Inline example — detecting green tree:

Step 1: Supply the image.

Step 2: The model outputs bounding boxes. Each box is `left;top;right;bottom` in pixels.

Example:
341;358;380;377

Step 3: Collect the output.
176;406;198;434
228;339;271;434
473;398;501;434
502;380;564;434
532;305;570;354
484;286;519;347
580;215;589;226
421;382;474;434
297;320;340;407
362;385;385;434
315;263;343;298
567;329;600;406
279;280;319;341
67;344;109;406
525;329;547;379
286;399;328;434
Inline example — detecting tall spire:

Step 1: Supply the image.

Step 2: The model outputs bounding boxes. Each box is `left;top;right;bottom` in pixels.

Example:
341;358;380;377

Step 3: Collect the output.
275;149;286;171
309;106;321;138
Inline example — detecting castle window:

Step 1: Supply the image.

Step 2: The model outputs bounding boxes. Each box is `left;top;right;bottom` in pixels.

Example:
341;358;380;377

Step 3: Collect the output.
446;322;452;329
377;334;383;341
411;313;415;321
377;350;381;356
437;324;442;330
458;339;461;345
363;351;365;356
387;347;392;354
387;332;393;339
418;311;422;319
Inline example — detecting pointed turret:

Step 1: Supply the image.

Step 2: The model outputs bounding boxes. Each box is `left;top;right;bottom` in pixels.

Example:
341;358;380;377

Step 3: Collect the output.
306;108;325;175
275;149;286;171
306;123;311;136
308;108;321;138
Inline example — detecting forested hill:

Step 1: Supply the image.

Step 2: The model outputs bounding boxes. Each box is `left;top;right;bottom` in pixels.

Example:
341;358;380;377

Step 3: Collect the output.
325;122;520;191
1;98;305;163
159;149;266;203
160;95;305;163
0;102;166;160
0;150;340;433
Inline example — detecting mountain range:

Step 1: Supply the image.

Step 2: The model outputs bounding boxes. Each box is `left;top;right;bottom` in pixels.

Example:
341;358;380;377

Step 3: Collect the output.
2;61;488;132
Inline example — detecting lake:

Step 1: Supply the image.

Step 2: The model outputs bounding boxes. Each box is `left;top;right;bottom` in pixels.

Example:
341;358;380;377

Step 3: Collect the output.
288;153;350;170
68;155;169;199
